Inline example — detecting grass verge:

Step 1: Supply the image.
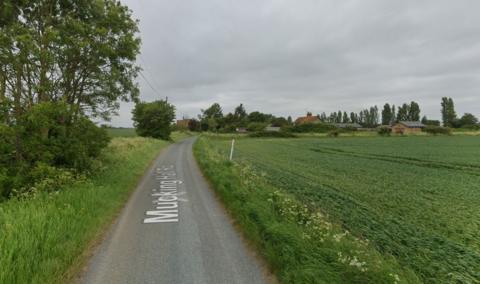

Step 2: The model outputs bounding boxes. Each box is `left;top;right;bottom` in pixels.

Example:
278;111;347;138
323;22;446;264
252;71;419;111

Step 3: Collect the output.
0;136;174;284
193;136;421;284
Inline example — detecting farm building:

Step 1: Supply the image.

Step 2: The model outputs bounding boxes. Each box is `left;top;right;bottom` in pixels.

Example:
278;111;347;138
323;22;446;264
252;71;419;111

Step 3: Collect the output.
392;121;425;134
295;112;320;125
176;119;191;129
334;123;362;129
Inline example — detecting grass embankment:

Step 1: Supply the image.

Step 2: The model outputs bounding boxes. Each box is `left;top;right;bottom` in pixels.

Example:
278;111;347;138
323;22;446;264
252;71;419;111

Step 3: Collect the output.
194;136;421;284
0;136;174;284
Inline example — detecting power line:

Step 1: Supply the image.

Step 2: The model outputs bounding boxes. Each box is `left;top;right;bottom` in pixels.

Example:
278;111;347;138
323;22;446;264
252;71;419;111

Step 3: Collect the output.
138;55;169;101
138;71;159;94
139;55;163;91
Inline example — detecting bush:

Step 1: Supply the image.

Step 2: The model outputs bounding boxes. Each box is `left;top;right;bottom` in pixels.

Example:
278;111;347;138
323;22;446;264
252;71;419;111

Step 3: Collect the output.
247;122;268;132
460;124;480;130
22;103;110;171
290;123;337;133
423;126;452;135
342;126;358;132
248;131;297;138
377;126;392;136
327;130;341;137
0;102;110;199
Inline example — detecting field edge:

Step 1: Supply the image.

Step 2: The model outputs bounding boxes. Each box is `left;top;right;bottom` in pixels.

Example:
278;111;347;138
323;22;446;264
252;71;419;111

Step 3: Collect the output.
193;135;421;284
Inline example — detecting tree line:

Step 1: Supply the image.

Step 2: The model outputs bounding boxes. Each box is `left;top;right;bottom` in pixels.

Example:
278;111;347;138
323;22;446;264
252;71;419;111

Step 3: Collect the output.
180;97;478;133
0;0;140;199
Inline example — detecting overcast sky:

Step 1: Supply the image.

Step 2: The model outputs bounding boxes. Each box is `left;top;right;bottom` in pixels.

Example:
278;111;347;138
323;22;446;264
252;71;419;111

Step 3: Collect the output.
110;0;480;127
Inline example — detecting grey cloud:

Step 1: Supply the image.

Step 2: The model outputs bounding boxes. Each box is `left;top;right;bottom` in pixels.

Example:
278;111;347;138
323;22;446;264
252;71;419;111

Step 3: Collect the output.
109;0;480;126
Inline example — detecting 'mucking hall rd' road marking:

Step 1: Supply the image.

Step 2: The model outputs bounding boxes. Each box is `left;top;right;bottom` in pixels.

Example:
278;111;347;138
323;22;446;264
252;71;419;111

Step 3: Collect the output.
143;165;182;223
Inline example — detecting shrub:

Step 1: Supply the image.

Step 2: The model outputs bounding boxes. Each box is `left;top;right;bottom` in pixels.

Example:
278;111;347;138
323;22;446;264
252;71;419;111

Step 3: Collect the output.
327;130;341;137
13;162;79;198
342;126;358;132
0;102;110;199
247;122;268;132
377;126;392;136
424;126;452;135
22;103;110;172
290;123;336;133
248;131;297;138
460;124;480;130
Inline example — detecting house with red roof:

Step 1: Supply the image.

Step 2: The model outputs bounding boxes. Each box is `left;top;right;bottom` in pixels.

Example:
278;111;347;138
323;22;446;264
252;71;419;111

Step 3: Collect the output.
295;112;320;125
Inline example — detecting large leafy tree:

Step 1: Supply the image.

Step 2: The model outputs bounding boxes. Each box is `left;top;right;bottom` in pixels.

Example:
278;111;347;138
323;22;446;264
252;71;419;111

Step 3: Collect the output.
0;0;140;121
132;100;175;140
0;0;140;197
458;113;478;127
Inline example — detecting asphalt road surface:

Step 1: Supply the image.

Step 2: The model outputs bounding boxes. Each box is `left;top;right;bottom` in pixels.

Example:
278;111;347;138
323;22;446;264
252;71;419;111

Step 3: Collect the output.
79;137;267;284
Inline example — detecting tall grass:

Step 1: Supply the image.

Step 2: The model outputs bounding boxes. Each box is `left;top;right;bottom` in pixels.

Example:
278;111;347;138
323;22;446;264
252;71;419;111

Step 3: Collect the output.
0;137;170;284
193;136;420;284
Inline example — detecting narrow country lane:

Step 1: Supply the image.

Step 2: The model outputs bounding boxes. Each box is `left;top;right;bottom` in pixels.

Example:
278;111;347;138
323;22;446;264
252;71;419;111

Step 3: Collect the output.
79;137;267;284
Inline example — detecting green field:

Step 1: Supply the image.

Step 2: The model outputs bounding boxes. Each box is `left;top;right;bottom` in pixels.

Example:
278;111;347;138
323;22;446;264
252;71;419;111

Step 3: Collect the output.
0;137;172;284
198;135;480;283
105;127;137;137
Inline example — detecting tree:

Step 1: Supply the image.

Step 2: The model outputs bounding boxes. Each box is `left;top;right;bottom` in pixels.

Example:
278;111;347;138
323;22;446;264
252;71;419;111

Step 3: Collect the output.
200;103;223;131
459;113;478;127
391;105;396;124
441;97;457;127
188;119;201;132
337;111;342;123
408;101;421;121
381;103;393;125
422;116;441;126
350;112;356;123
397;103;410;121
233;103;247;121
342;112;349;123
271;117;288;127
248;111;271;123
0;0;140;197
358;106;379;128
132;100;175;140
319;112;327;122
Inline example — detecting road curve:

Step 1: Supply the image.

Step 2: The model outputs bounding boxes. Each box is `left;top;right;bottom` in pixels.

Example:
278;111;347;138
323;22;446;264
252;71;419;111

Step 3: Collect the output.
79;137;267;284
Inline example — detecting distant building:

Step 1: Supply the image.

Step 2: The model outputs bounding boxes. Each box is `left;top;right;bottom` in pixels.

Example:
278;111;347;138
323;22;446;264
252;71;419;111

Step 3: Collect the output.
295;112;320;125
265;126;281;132
392;121;425;134
236;127;248;133
176;119;191;129
334;123;363;129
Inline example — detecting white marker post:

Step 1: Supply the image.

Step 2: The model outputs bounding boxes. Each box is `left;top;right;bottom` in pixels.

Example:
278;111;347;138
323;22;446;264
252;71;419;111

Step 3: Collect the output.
229;139;235;161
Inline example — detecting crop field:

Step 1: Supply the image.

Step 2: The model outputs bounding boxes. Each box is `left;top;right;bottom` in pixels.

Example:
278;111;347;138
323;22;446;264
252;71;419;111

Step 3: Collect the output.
204;135;480;283
105;127;137;137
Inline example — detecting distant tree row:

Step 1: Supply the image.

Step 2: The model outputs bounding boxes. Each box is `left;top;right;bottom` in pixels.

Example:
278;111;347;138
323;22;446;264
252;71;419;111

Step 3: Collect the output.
317;98;478;129
191;97;478;133
189;103;292;132
318;101;420;128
